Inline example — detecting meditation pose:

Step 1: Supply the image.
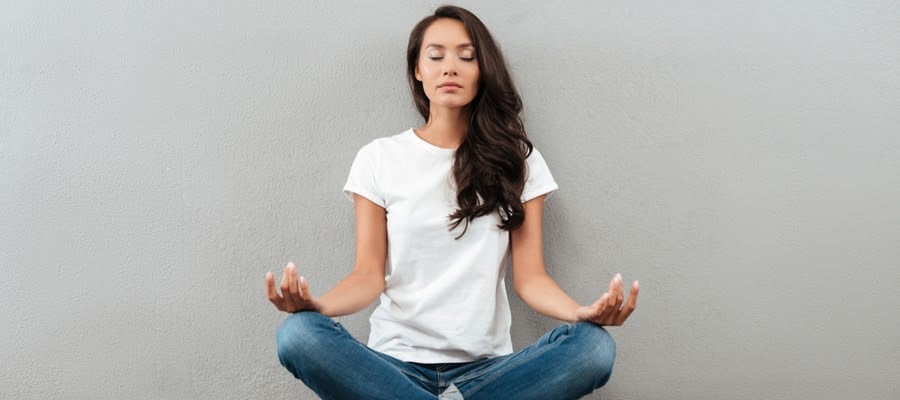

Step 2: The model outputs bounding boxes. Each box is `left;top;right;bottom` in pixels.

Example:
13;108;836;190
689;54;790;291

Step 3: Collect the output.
266;6;639;399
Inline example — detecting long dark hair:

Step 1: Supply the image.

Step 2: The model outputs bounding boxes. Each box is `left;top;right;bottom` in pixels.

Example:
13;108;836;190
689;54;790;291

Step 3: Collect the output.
407;5;533;238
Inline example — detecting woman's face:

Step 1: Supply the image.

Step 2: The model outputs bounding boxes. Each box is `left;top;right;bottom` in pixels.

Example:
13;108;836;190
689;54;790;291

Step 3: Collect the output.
415;18;480;111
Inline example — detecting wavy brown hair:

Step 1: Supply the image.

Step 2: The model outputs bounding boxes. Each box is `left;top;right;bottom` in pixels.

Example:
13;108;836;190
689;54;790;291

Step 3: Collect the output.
407;5;533;238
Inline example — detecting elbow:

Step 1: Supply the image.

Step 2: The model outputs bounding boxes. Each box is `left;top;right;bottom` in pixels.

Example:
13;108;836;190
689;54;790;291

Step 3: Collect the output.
372;279;385;297
511;267;550;300
511;274;534;300
355;268;385;299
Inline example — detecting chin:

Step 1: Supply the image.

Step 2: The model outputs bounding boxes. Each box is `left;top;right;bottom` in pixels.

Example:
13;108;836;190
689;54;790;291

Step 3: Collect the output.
430;97;477;109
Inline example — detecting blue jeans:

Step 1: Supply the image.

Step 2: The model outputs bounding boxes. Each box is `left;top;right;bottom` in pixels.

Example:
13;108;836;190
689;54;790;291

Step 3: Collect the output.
276;312;616;399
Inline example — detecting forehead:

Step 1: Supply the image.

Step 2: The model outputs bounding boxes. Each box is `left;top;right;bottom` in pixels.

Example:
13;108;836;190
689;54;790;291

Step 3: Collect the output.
422;18;474;48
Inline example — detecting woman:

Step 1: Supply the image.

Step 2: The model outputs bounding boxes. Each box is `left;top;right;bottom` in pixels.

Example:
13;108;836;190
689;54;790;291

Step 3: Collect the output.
266;5;638;399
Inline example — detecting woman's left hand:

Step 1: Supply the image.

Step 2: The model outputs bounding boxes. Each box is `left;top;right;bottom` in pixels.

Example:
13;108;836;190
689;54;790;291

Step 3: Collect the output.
575;273;639;326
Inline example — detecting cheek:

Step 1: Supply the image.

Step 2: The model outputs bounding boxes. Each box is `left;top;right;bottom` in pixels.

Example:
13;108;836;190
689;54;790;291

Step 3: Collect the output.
417;62;438;79
422;65;441;81
468;64;480;83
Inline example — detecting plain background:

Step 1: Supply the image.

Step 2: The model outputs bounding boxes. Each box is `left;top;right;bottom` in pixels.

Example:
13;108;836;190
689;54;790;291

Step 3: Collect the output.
2;1;899;399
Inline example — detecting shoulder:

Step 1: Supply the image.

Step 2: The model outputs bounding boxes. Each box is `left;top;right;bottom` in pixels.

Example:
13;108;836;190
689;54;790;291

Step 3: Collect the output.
354;129;416;158
525;146;554;174
360;129;415;150
522;145;559;201
527;146;549;164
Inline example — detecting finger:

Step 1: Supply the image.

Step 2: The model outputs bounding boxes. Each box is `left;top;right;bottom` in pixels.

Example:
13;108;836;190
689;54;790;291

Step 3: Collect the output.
266;272;286;310
266;271;279;299
591;293;607;308
593;293;614;324
607;274;622;308
288;263;301;299
279;264;291;291
299;276;312;301
577;294;605;322
612;273;624;309
280;264;296;309
590;294;608;314
616;281;640;325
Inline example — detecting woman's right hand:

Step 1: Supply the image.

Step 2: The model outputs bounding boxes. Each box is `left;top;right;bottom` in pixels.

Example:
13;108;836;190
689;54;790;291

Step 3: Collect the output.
266;262;322;313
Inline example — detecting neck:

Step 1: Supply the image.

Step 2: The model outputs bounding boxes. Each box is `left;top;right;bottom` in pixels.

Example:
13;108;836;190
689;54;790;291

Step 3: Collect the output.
416;106;471;149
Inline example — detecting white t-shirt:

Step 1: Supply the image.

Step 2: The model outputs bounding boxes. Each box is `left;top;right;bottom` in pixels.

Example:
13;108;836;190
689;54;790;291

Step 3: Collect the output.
343;129;558;363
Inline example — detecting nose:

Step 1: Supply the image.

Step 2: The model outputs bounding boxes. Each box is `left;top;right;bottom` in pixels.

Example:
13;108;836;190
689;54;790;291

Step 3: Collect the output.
441;58;458;76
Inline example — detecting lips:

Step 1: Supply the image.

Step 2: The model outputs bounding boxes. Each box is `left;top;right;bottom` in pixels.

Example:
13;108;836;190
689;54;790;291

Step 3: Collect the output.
438;82;462;88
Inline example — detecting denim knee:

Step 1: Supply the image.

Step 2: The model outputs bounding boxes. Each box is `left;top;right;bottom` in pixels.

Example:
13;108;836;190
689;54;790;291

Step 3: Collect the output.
276;312;333;367
571;322;617;387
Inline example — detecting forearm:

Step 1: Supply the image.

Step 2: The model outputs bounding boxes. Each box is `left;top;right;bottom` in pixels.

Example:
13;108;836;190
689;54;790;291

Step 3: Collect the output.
317;269;384;317
514;272;581;322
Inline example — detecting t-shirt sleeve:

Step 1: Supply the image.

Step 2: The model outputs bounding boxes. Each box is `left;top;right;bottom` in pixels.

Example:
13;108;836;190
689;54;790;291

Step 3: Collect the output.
521;147;559;202
342;143;386;207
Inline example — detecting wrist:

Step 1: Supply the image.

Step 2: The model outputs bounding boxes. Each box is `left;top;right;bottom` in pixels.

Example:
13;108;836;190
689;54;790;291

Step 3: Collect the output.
570;305;586;323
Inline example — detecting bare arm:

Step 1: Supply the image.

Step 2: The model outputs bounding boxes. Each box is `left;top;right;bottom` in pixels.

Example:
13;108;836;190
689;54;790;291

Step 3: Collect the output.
316;194;387;316
266;194;387;317
510;195;581;322
511;195;638;325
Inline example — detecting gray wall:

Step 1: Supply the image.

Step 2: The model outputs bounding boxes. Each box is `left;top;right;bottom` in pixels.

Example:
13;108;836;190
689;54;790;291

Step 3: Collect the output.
2;1;898;399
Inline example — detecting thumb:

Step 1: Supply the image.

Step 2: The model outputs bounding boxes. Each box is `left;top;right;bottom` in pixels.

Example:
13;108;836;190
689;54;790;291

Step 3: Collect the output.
299;276;312;299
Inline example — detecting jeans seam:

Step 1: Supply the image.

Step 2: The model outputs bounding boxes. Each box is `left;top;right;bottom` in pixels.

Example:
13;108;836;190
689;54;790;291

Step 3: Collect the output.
457;324;574;394
371;351;435;387
329;317;434;387
398;369;434;386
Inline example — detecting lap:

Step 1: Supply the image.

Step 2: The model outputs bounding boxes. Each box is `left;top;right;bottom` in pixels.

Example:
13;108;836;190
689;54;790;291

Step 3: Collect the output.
276;314;615;400
448;322;616;400
276;312;434;400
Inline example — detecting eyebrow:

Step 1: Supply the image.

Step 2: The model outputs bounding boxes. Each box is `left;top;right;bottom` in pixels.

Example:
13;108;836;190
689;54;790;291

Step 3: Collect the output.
424;43;475;50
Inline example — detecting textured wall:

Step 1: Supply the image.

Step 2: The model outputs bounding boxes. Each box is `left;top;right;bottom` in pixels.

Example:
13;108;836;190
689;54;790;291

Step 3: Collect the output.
2;1;899;399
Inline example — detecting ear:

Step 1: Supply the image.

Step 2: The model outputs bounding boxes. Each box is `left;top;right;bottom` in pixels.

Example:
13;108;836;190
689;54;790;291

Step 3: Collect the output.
414;64;422;82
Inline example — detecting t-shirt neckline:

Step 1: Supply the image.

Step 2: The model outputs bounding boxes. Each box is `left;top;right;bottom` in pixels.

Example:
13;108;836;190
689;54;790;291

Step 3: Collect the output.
408;128;458;154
